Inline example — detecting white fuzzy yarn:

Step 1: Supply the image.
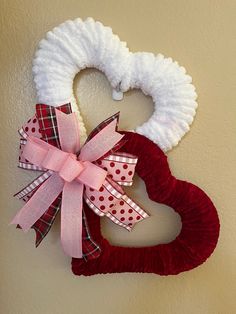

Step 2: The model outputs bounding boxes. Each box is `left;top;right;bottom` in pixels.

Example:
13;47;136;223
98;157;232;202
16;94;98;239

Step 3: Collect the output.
33;17;198;151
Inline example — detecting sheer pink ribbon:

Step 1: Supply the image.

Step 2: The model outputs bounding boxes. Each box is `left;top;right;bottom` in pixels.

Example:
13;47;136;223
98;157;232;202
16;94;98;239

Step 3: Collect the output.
11;109;124;258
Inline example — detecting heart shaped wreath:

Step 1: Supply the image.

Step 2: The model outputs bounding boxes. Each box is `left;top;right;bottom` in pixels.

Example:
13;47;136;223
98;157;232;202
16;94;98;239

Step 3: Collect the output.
11;18;220;275
73;131;220;276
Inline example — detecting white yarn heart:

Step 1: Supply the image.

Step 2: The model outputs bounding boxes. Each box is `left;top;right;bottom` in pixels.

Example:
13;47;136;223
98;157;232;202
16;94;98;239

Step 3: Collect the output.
33;17;197;151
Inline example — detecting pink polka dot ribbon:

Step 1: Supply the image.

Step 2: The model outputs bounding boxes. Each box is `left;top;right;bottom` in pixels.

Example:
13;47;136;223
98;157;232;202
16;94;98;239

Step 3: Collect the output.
11;109;149;258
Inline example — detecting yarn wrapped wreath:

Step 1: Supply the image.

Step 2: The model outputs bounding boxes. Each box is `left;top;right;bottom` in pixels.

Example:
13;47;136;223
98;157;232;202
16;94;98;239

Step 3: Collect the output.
11;17;220;276
72;131;220;275
33;17;197;151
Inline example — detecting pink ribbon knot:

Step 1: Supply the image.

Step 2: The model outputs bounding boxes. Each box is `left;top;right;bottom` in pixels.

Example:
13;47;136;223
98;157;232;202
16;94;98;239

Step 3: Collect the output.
24;135;107;189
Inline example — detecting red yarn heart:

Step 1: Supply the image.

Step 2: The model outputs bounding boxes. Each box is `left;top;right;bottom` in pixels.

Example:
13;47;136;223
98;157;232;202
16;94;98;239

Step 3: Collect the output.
72;132;220;276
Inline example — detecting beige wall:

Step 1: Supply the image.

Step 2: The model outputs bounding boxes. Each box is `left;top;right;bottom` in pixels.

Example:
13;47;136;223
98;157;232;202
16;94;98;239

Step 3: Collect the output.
1;1;236;313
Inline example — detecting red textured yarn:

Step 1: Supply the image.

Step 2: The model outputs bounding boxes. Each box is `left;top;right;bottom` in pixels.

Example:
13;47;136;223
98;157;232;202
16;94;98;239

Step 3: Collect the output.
72;132;220;276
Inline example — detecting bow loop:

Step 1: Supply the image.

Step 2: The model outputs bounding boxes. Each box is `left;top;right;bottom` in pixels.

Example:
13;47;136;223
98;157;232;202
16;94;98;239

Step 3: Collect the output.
42;147;68;172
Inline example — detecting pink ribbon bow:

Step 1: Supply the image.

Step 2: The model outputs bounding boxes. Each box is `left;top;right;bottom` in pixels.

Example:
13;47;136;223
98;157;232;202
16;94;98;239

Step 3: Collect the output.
11;109;149;258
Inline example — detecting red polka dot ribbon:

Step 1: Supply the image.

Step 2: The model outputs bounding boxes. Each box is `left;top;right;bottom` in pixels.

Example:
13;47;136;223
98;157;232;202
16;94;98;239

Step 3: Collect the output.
12;104;149;258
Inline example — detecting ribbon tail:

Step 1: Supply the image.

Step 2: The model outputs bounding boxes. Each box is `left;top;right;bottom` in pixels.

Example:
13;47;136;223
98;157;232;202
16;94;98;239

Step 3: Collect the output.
84;178;150;231
14;170;53;200
61;181;84;258
79;119;124;162
55;109;80;153
10;173;64;231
